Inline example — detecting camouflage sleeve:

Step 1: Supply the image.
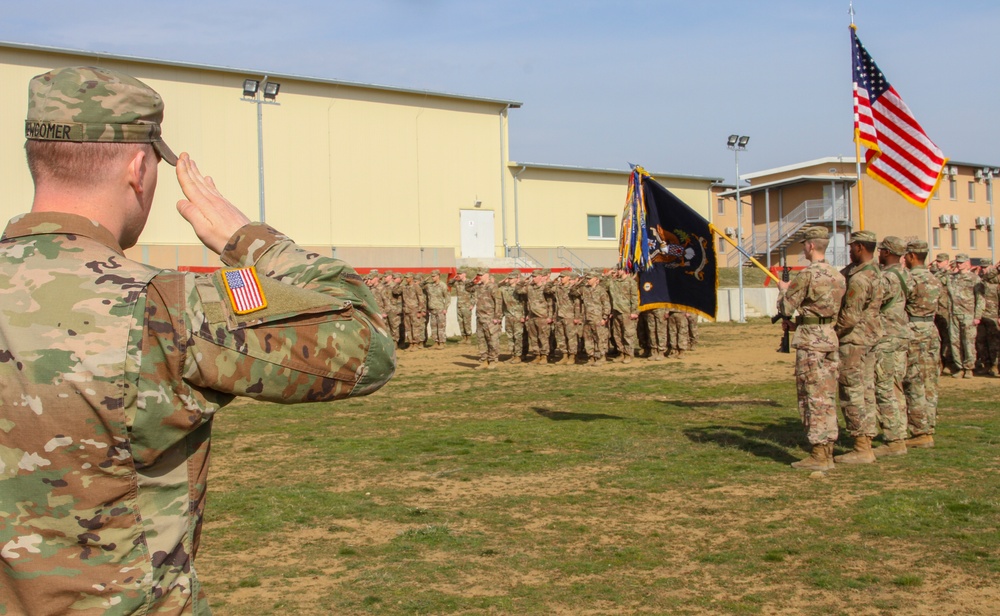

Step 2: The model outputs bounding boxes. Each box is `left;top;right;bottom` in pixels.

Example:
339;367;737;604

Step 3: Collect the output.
778;269;811;314
836;274;872;336
150;223;396;404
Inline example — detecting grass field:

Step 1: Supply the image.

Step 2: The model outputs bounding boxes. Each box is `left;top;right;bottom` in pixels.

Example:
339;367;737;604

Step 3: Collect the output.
198;321;999;615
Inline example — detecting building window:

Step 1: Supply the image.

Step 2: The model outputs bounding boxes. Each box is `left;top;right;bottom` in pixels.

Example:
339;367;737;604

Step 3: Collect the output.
717;197;725;215
587;215;616;240
717;236;727;254
970;228;977;249
949;177;957;200
968;181;976;202
932;227;940;249
951;227;959;249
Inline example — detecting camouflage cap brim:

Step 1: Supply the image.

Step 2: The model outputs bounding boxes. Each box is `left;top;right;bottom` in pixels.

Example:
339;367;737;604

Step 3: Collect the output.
26;67;178;166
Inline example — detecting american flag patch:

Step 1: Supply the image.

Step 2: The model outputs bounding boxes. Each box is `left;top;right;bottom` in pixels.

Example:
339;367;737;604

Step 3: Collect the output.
222;267;267;315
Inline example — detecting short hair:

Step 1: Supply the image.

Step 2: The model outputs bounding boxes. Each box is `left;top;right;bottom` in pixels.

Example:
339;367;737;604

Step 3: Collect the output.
807;237;830;252
909;251;928;263
856;240;877;253
25;140;155;187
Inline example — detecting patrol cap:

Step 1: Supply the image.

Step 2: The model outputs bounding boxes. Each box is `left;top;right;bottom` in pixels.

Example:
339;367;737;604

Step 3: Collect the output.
369;269;379;275
878;236;907;256
587;268;603;278
848;230;877;244
404;272;414;279
430;269;440;275
955;253;970;263
906;240;928;253
384;270;394;276
506;270;519;279
26;67;178;166
935;253;950;262
478;267;490;276
800;226;829;240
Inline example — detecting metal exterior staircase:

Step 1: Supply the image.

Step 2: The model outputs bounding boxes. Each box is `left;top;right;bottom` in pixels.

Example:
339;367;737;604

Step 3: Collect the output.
726;198;851;267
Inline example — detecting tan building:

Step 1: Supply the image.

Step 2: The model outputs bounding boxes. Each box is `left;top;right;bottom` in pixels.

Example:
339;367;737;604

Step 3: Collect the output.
721;157;1000;269
0;42;721;272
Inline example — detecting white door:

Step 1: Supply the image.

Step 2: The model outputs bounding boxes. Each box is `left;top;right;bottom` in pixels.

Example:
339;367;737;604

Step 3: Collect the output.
460;210;495;258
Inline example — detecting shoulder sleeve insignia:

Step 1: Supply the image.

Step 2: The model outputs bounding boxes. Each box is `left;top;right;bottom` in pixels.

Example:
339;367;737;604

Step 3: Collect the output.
222;266;268;315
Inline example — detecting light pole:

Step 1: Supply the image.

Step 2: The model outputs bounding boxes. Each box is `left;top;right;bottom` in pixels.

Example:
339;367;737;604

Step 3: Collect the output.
241;77;281;223
727;134;750;323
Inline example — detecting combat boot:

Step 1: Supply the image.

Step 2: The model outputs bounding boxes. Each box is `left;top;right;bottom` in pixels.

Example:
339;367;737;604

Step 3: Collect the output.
675;350;685;359
791;443;834;471
485;361;497;370
873;440;907;458
559;354;574;365
474;360;489;370
621;354;632;364
963;370;973;379
905;434;935;448
531;354;545;364
833;435;877;465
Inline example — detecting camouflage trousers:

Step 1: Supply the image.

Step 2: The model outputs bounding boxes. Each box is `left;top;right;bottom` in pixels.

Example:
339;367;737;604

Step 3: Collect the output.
457;304;473;337
582;321;607;359
504;315;525;357
645;308;668;352
387;311;402;346
609;312;635;356
838;343;877;437
552;318;577;356
667;312;691;351
525;316;551;356
904;323;941;436
874;338;908;442
935;314;953;369
948;314;977;371
477;318;501;362
975;318;1000;371
427;309;447;344
402;310;423;345
686;313;699;347
795;348;839;445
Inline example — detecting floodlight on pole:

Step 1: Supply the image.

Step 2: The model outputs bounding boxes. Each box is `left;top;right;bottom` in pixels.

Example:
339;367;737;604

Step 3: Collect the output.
727;134;750;323
240;76;281;223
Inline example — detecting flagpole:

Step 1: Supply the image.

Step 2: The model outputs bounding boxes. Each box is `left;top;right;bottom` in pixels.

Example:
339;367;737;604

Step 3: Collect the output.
855;135;866;231
710;224;781;284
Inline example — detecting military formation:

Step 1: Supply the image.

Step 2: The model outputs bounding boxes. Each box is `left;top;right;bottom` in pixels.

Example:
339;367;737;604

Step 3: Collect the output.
777;226;999;471
364;266;698;369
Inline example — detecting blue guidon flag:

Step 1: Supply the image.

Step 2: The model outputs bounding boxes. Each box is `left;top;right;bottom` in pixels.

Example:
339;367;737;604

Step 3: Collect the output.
222;267;268;315
618;166;717;320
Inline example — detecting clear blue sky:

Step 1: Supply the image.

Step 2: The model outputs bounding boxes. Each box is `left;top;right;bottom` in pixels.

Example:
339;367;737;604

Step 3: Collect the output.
3;0;998;181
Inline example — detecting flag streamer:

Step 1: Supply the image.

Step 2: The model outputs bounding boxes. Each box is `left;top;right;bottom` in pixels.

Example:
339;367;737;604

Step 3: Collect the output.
618;166;651;272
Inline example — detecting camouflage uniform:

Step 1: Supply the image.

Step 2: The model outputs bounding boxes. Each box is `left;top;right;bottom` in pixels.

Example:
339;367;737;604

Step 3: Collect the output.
946;256;983;373
424;272;449;346
873;239;911;444
685;312;699;348
667;311;691;355
548;274;577;362
902;246;944;438
975;273;1000;374
574;273;611;362
453;272;474;342
385;274;403;346
778;258;846;446
518;274;553;359
644;308;668;359
473;271;503;364
931;257;954;371
499;274;525;359
837;251;884;439
397;276;423;348
608;274;638;358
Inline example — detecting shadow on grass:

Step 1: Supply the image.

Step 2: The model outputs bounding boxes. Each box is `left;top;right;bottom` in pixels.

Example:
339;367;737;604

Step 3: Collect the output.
452;361;482;369
683;418;803;464
660;399;783;409
533;407;625;422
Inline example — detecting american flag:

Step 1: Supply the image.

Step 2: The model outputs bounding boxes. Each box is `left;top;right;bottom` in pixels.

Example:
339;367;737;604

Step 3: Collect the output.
852;26;947;207
224;267;267;314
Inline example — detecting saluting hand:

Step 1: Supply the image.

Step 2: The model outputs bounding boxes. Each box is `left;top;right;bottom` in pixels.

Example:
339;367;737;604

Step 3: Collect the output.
175;153;252;254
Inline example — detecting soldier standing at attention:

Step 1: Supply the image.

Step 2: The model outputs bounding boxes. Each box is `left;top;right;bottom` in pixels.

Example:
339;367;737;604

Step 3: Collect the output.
776;227;846;470
499;271;526;363
667;311;692;358
519;269;554;364
946;253;982;378
901;240;945;450
834;230;884;465
574;269;612;365
608;269;638;362
872;236;912;457
472;268;503;369
976;263;1000;375
0;67;395;614
930;253;954;372
399;273;423;351
385;271;404;347
424;269;449;349
645;307;669;360
453;269;474;344
548;271;578;364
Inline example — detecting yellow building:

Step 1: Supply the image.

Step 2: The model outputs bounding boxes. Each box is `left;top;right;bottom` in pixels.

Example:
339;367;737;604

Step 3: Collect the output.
0;42;720;271
722;157;1000;269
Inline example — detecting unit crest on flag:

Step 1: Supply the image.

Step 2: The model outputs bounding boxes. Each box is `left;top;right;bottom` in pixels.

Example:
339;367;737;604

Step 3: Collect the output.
222;267;267;314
